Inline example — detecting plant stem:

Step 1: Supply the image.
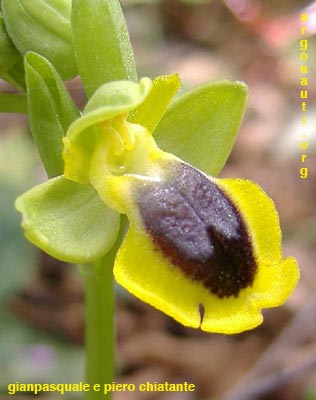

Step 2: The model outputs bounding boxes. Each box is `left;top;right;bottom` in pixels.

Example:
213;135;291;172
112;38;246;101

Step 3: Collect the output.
2;59;26;91
0;92;27;114
80;217;126;400
82;255;115;400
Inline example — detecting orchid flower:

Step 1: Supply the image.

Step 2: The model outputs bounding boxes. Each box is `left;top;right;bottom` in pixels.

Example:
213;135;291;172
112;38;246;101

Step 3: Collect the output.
16;73;299;334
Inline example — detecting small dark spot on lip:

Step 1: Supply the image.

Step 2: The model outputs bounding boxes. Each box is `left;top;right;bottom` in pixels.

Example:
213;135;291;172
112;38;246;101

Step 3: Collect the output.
199;303;205;325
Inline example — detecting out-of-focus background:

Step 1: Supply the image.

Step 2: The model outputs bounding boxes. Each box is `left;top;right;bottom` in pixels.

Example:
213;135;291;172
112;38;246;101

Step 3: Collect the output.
1;0;316;399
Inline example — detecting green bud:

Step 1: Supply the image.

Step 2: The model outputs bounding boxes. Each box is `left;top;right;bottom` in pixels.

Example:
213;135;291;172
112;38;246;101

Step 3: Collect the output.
2;0;77;80
0;12;21;75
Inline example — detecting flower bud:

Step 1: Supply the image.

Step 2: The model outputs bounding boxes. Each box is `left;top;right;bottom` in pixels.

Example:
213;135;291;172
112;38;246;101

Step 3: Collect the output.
2;0;77;79
0;12;21;75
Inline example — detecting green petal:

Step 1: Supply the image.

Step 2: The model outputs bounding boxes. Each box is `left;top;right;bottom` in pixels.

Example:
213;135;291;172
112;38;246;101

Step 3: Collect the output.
25;52;79;178
129;74;181;133
67;78;152;141
72;0;137;98
15;176;120;263
154;80;248;176
63;78;152;183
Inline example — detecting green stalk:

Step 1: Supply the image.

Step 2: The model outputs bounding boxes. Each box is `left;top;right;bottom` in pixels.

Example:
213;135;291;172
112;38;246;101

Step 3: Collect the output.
2;58;26;91
82;256;115;400
80;217;126;400
0;92;27;114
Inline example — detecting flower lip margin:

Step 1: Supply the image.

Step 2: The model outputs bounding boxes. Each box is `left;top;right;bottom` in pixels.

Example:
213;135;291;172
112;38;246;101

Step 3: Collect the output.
111;159;300;334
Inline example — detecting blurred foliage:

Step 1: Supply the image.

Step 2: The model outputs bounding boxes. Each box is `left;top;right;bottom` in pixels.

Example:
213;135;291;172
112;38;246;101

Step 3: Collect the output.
304;388;316;400
123;0;211;4
0;129;84;390
0;128;37;298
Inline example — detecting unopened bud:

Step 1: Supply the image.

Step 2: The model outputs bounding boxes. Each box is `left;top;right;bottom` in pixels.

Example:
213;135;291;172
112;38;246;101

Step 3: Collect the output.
2;0;77;79
0;12;21;75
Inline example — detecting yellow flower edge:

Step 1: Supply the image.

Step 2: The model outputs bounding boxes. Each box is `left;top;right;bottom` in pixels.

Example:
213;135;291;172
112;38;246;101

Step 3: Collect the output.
114;177;299;334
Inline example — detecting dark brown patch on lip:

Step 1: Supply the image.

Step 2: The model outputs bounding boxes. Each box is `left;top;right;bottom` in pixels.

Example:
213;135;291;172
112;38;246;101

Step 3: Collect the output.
137;162;257;298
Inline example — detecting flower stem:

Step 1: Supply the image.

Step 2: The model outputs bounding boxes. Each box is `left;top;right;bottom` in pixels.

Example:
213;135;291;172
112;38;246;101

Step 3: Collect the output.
82;254;115;400
0;92;27;114
80;216;126;400
1;58;26;91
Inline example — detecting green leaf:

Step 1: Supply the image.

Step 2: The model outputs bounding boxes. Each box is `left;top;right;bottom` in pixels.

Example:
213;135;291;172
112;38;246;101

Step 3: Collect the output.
129;74;181;133
154;80;248;176
0;92;27;114
72;0;137;98
25;52;79;178
15;176;120;263
2;0;77;79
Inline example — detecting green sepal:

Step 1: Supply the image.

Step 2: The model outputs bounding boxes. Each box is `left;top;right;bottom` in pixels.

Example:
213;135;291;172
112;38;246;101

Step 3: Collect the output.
129;74;181;133
72;0;137;98
64;78;152;182
154;80;248;176
25;52;79;177
2;0;77;79
15;176;120;263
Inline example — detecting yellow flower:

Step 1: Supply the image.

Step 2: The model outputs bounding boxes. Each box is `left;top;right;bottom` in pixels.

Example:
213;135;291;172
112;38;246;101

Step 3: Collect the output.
17;77;299;334
63;83;299;334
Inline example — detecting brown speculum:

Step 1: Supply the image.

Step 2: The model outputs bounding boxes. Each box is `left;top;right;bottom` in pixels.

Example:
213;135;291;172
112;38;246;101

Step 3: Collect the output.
137;162;257;298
